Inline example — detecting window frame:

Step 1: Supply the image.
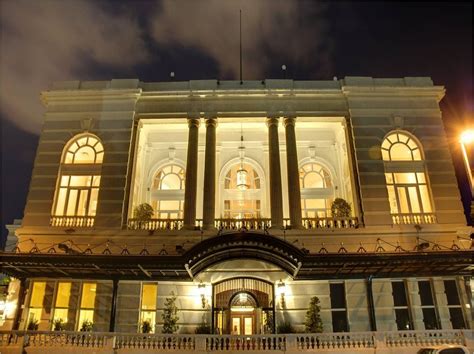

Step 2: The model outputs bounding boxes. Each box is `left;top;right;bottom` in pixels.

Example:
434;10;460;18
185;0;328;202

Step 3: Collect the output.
391;280;414;331
299;162;335;218
329;282;349;332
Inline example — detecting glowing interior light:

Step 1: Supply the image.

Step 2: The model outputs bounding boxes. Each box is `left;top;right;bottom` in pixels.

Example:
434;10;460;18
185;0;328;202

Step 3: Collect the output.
460;130;474;144
239;293;247;302
236;165;248;190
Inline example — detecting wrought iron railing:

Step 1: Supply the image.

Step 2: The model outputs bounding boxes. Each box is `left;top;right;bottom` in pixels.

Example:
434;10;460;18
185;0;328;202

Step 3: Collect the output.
392;213;436;225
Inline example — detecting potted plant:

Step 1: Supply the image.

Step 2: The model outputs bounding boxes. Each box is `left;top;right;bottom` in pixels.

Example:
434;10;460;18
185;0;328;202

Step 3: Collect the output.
304;296;323;333
330;198;352;218
27;318;39;330
133;203;154;229
141;319;153;334
80;319;93;332
53;318;66;331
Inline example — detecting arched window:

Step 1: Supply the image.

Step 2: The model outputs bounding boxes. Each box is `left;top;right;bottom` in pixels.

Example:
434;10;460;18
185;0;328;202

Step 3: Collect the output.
222;162;262;218
151;164;185;219
52;134;103;226
299;163;334;218
382;132;434;224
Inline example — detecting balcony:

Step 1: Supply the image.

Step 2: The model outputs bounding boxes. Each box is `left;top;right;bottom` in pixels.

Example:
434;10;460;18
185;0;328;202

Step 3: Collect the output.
392;213;436;225
50;216;95;228
126;217;359;231
0;329;471;353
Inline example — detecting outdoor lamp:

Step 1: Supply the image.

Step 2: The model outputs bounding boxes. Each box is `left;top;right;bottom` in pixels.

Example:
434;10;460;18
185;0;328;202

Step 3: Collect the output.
460;129;474;192
198;282;207;308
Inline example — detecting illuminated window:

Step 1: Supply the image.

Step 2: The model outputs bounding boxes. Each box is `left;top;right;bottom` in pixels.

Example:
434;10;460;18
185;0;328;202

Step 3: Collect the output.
52;134;103;225
299;163;334;218
27;282;46;327
151;164;185;219
382;132;434;222
139;283;157;333
52;282;72;329
223;163;262;218
77;283;96;330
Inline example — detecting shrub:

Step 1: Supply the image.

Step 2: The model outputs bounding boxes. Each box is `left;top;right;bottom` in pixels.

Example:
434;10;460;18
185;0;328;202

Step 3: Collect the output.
162;292;179;334
80;319;93;332
53;318;66;331
27;318;39;331
304;296;323;333
133;203;154;221
330;198;351;218
195;322;211;334
141;320;152;334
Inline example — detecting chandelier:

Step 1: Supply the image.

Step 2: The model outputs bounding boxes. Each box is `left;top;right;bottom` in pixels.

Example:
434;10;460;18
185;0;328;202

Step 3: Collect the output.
236;127;249;191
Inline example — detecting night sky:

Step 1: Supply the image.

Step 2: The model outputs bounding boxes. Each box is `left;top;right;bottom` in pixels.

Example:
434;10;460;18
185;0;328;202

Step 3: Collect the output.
1;1;472;246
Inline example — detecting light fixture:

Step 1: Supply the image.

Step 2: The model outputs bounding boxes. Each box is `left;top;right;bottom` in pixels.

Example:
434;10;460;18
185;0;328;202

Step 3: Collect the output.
460;129;474;193
236;126;249;191
198;282;207;308
276;280;286;307
460;129;474;144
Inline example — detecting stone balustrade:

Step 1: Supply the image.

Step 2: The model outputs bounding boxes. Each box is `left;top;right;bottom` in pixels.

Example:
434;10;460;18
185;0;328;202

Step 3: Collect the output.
50;216;95;228
392;213;436;225
0;330;471;353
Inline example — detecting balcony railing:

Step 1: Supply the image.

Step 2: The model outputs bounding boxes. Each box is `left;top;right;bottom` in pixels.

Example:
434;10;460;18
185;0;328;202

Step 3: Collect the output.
392;213;436;225
0;330;470;353
127;217;359;231
50;216;95;228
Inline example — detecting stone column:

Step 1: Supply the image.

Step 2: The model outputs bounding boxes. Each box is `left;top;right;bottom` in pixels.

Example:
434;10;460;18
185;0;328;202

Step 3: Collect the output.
183;117;200;229
283;116;303;228
266;117;284;228
202;117;217;229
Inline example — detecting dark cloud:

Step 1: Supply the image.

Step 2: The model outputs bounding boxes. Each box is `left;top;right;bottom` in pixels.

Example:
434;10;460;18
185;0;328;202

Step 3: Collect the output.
0;0;150;134
150;0;333;79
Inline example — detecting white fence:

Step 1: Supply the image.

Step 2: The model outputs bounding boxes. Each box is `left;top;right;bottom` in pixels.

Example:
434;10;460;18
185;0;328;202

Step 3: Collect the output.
0;329;472;353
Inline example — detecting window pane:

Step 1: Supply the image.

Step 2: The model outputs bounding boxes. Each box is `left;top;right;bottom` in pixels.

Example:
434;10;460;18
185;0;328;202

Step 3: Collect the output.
80;283;96;309
394;173;417;184
417;173;426;183
140;311;156;332
77;190;89;216
66;190;78;215
387;186;399;213
444;280;460;305
304;172;323;188
397;188;409;213
92;176;101;187
331;311;348;332
305;199;326;209
141;284;157;310
30;282;46;308
395;308;413;330
55;282;72;308
408;187;421;213
159;200;181;211
61;176;70;186
75;146;96;163
418;281;434;306
161;174;182;190
419;185;432;212
70;176;91;186
448;308;466;329
381;149;390;161
412;149;422;160
55;188;67;215
77;309;94;329
88;188;99;216
422;308;439;329
52;308;69;325
390;143;412;161
330;283;346;309
392;282;408;306
385;173;394;184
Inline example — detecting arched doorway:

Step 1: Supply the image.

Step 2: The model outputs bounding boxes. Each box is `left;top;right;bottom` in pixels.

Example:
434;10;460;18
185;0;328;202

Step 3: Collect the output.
213;278;274;335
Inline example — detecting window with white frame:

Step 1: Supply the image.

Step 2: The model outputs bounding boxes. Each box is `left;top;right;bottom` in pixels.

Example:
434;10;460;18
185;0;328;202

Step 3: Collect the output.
51;282;72;330
77;283;96;331
139;283;158;333
392;281;413;330
418;280;440;329
150;164;185;219
52;135;103;224
381;132;434;222
223;162;262;218
299;162;334;218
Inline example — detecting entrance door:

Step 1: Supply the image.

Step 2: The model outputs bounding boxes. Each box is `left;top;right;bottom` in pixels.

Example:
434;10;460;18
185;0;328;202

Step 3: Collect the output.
231;314;254;335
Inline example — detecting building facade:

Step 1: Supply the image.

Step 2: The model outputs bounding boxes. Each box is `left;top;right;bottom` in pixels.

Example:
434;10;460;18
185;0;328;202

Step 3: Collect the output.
1;77;473;352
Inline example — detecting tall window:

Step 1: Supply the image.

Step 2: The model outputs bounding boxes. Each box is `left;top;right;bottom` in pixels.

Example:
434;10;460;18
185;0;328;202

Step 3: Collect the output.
52;282;72;330
330;283;348;332
77;283;96;330
381;132;434;224
139;283;157;333
444;280;466;329
392;281;413;330
27;282;46;328
223;163;262;218
52;134;103;226
151;164;185;218
418;280;440;329
299;163;334;218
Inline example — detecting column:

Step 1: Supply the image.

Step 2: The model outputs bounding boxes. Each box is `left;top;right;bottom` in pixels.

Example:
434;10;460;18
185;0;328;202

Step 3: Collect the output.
202;117;217;229
183;117;200;229
109;279;119;332
266;117;284;228
283;116;303;228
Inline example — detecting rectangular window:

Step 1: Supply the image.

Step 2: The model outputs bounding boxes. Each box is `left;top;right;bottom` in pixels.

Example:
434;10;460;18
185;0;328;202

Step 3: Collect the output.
392;281;413;330
443;280;466;329
54;175;100;216
330;283;348;332
27;282;46;327
77;283;96;331
52;282;72;329
139;283;157;333
418;281;439;329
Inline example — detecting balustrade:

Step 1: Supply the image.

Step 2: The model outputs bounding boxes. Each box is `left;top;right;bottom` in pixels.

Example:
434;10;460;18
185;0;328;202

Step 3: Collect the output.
50;216;95;228
392;213;436;225
206;334;286;351
294;332;374;350
384;329;465;347
115;333;195;351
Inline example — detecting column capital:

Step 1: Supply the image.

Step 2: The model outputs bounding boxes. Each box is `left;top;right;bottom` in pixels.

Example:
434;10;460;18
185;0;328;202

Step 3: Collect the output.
187;117;201;128
283;116;297;127
266;116;280;127
205;117;218;127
